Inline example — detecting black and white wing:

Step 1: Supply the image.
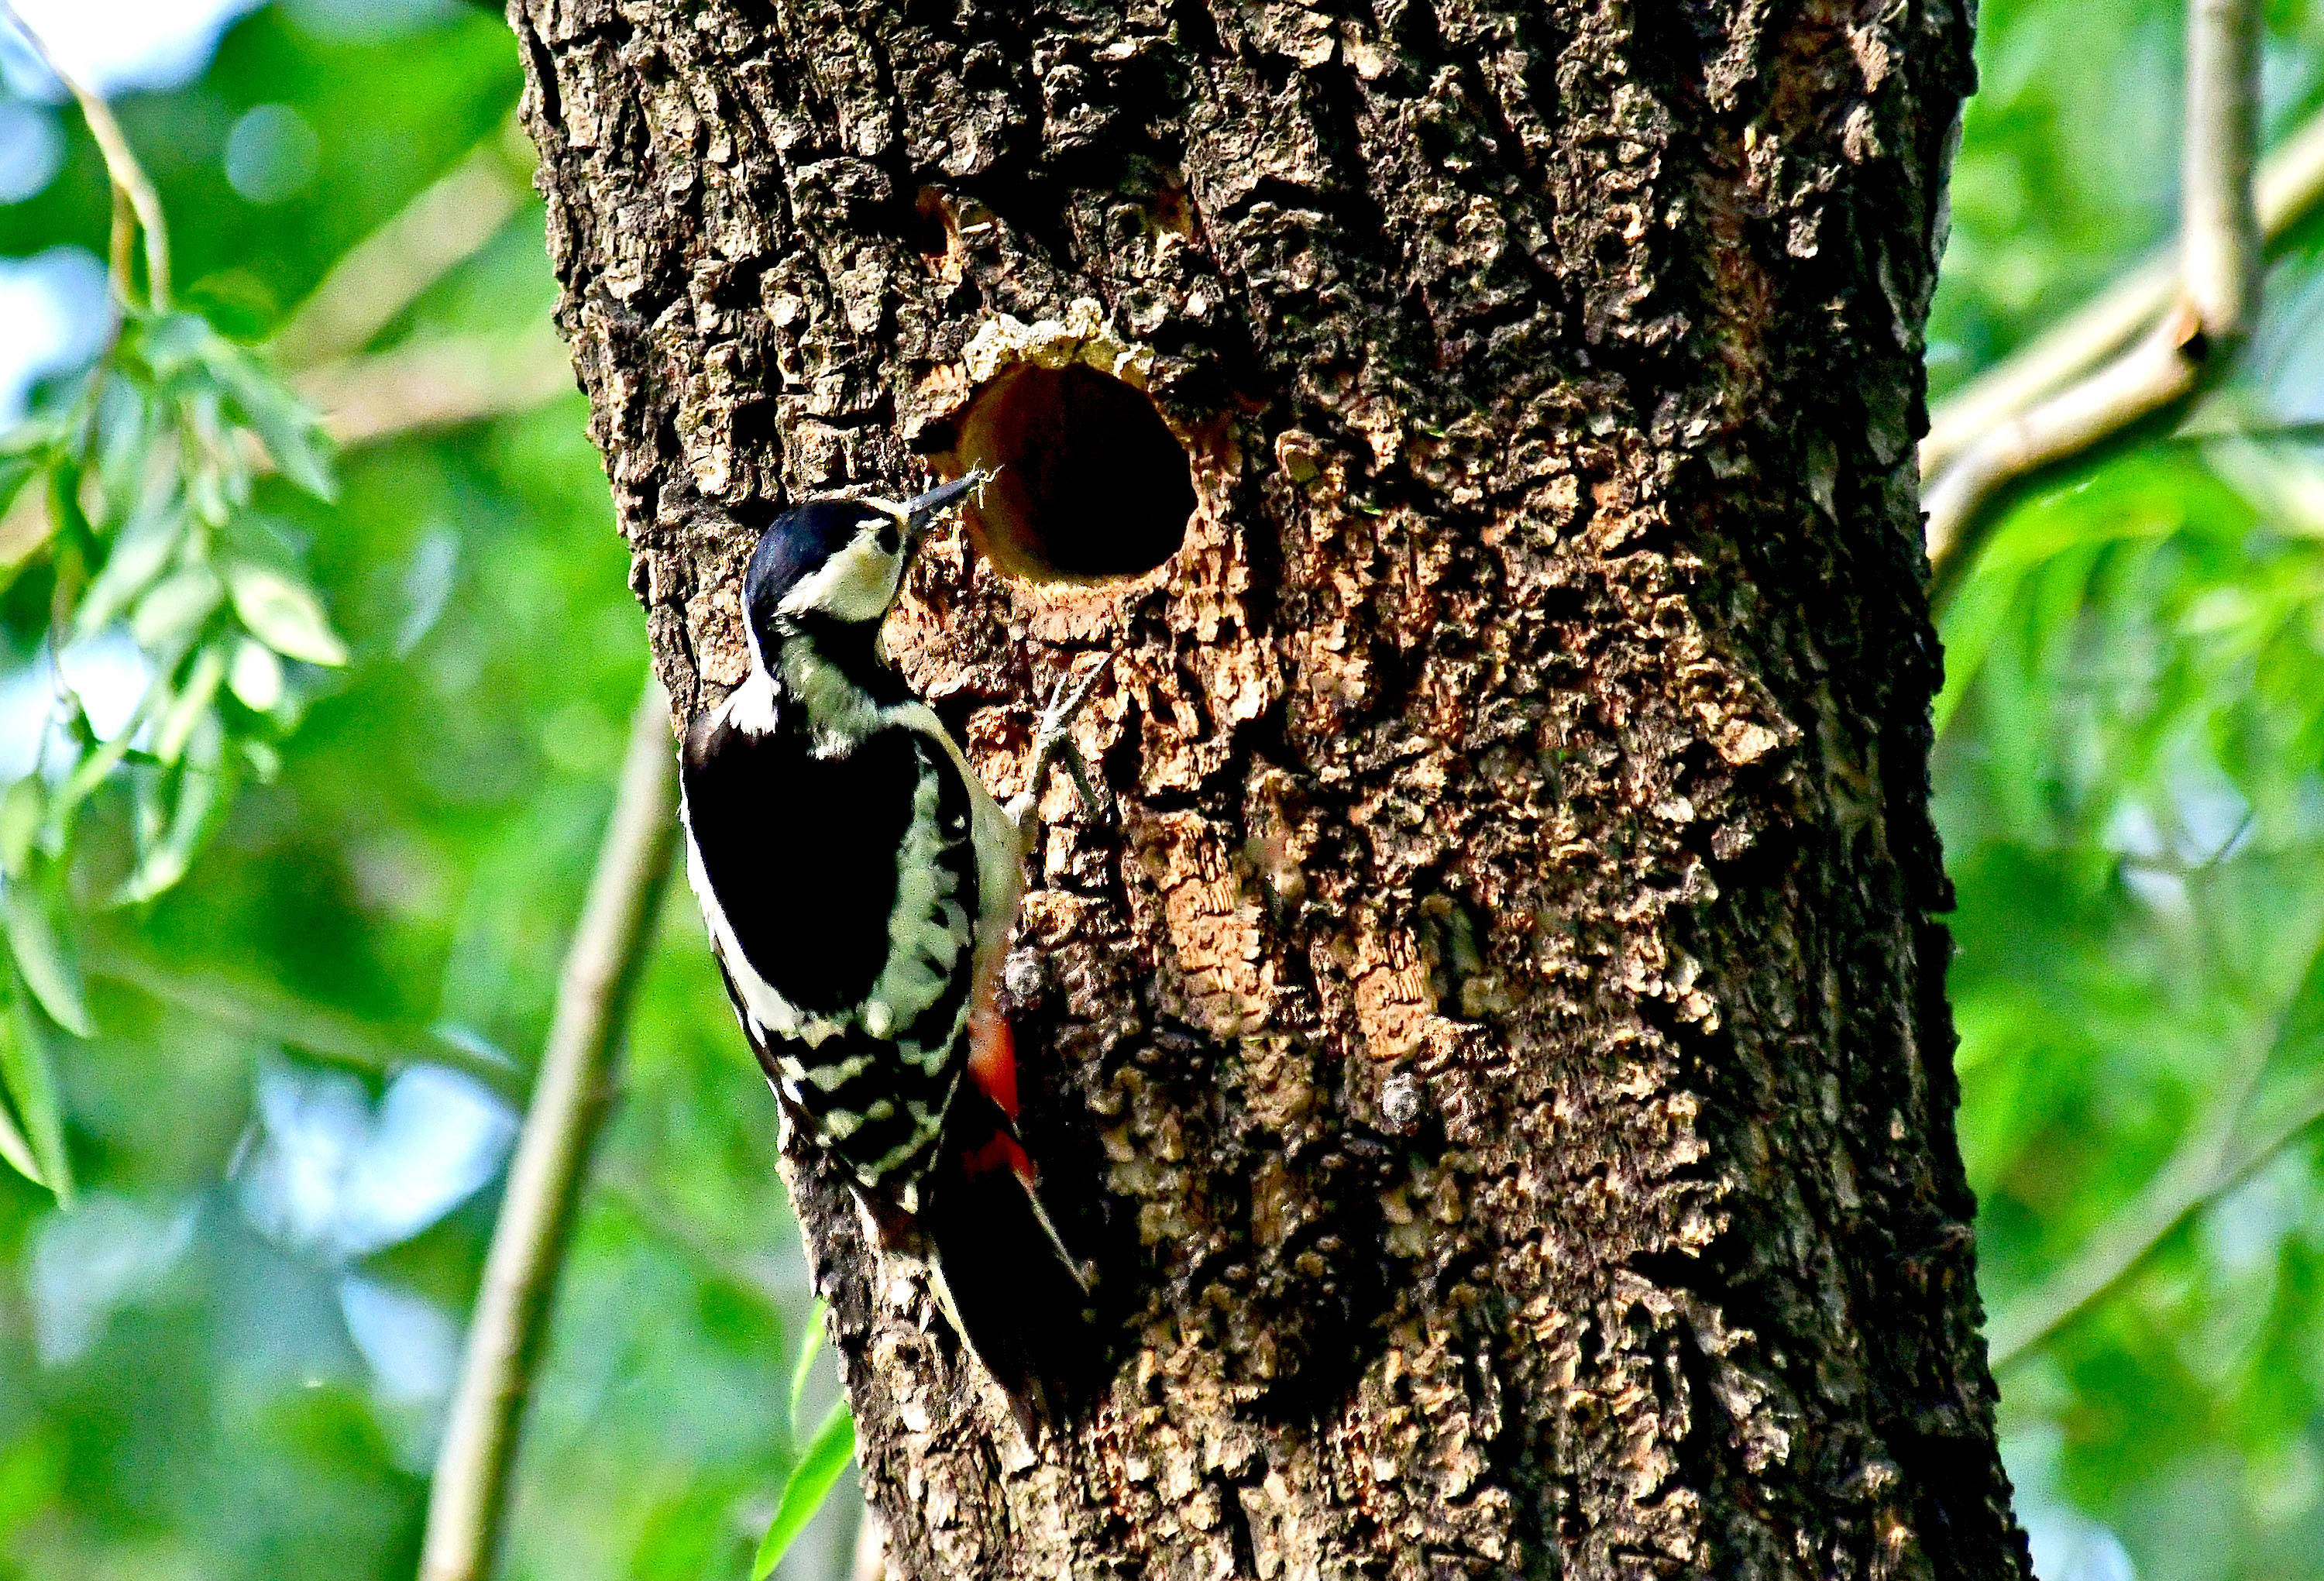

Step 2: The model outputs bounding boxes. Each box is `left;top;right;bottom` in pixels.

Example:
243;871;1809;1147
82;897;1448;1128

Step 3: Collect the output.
679;701;980;1198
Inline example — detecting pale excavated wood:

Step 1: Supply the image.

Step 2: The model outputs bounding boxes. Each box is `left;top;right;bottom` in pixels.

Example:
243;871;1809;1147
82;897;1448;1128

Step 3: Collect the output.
510;1;2024;1577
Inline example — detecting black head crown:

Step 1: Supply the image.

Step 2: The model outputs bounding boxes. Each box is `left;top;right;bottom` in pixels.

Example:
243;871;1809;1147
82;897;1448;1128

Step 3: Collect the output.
741;474;985;652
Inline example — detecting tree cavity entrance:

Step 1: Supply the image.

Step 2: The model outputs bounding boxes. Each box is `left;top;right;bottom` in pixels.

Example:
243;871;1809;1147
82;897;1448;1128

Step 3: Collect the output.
949;363;1194;583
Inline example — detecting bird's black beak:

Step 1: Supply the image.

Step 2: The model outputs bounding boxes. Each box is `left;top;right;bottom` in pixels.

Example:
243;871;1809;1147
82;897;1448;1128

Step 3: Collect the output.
899;471;986;545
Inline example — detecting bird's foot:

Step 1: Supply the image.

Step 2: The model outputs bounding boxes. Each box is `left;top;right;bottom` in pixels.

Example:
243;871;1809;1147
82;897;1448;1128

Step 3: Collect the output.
1008;656;1115;830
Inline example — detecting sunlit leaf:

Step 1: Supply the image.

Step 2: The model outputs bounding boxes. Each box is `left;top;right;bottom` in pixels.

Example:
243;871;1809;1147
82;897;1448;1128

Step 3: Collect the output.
225;562;349;666
0;986;69;1198
228;637;286;713
0;1071;45;1187
2;888;93;1039
0;780;40;880
115;746;229;906
73;504;184;642
91;376;159;528
789;1301;828;1435
211;351;336;502
46;456;94;570
751;1401;854;1581
53;720;144;827
132;564;225;650
133;311;221;380
153;646;228;766
0;450;44;529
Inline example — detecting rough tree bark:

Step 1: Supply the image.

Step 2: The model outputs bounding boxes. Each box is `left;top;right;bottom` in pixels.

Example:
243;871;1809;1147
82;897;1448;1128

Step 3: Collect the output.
509;1;2025;1577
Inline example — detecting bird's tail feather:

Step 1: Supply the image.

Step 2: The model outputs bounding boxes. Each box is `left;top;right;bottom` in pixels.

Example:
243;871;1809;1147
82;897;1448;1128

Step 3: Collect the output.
919;1091;1098;1426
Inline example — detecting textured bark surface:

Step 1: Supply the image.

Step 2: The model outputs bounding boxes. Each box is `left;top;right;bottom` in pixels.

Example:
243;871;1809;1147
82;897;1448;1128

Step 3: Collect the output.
510;1;2027;1576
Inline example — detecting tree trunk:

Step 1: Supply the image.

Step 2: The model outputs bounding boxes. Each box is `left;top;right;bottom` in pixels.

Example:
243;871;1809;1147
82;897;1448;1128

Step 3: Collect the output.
511;1;2024;1577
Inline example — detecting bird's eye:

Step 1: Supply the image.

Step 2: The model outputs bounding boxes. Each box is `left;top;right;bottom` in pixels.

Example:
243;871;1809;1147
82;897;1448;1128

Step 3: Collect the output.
874;520;902;556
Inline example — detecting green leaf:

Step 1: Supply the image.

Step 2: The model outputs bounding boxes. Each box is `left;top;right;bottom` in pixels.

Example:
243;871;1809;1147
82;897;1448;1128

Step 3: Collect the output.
0;780;40;878
132;311;221;380
789;1301;827;1435
131;564;225;650
225;562;348;666
0;449;43;524
115;742;230;906
0;977;76;1202
91;376;159;528
214;355;335;502
2;888;92;1038
46;456;94;572
0;1071;46;1188
74;504;185;641
751;1402;855;1581
153;645;227;766
146;313;335;502
227;637;285;713
53;717;143;828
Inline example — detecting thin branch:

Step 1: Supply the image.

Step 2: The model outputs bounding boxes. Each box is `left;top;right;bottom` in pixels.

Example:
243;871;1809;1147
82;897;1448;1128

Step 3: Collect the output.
0;2;170;308
1920;97;2324;483
2181;0;2264;346
298;328;574;448
82;936;526;1101
1923;310;2205;589
1922;0;2266;598
268;138;533;369
1987;1064;2324;1370
419;676;680;1581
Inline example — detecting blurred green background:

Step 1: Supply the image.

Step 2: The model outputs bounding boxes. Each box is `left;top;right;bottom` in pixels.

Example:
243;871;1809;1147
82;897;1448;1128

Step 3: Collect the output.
2;1;2323;1579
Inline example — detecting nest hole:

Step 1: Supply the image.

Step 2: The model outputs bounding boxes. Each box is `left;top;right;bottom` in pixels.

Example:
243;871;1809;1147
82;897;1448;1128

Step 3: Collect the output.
951;363;1194;583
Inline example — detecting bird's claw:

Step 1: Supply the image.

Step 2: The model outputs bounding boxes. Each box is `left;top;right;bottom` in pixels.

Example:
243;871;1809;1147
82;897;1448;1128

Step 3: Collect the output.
1013;655;1115;829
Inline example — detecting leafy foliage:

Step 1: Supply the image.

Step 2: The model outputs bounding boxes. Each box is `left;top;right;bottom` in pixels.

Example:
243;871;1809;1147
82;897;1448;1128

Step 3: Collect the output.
9;2;2324;1580
0;6;854;1579
1934;7;2324;1578
0;279;349;1198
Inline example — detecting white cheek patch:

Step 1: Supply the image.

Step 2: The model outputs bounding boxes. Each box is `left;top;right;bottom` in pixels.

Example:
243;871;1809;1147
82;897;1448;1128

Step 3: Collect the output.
777;524;903;622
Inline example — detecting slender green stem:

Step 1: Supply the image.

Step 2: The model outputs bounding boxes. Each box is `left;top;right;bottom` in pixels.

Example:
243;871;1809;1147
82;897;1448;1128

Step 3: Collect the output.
419;676;680;1581
81;937;527;1101
1989;907;2324;1371
0;2;172;308
1987;1071;2324;1370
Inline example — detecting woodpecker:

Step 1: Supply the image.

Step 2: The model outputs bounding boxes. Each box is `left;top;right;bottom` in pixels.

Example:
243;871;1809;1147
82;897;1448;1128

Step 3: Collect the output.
678;471;1103;1411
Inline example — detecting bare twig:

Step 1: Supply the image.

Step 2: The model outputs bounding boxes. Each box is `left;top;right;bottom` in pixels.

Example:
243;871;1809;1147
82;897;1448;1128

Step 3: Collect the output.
82;936;525;1100
269;139;533;368
2181;0;2264;345
1921;101;2324;482
0;3;170;308
298;328;574;447
1923;311;2205;588
1988;1064;2324;1370
1923;0;2266;596
419;677;679;1581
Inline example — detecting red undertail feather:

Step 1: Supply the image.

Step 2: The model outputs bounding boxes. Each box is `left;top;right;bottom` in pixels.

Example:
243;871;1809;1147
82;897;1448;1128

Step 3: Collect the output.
923;976;1095;1422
